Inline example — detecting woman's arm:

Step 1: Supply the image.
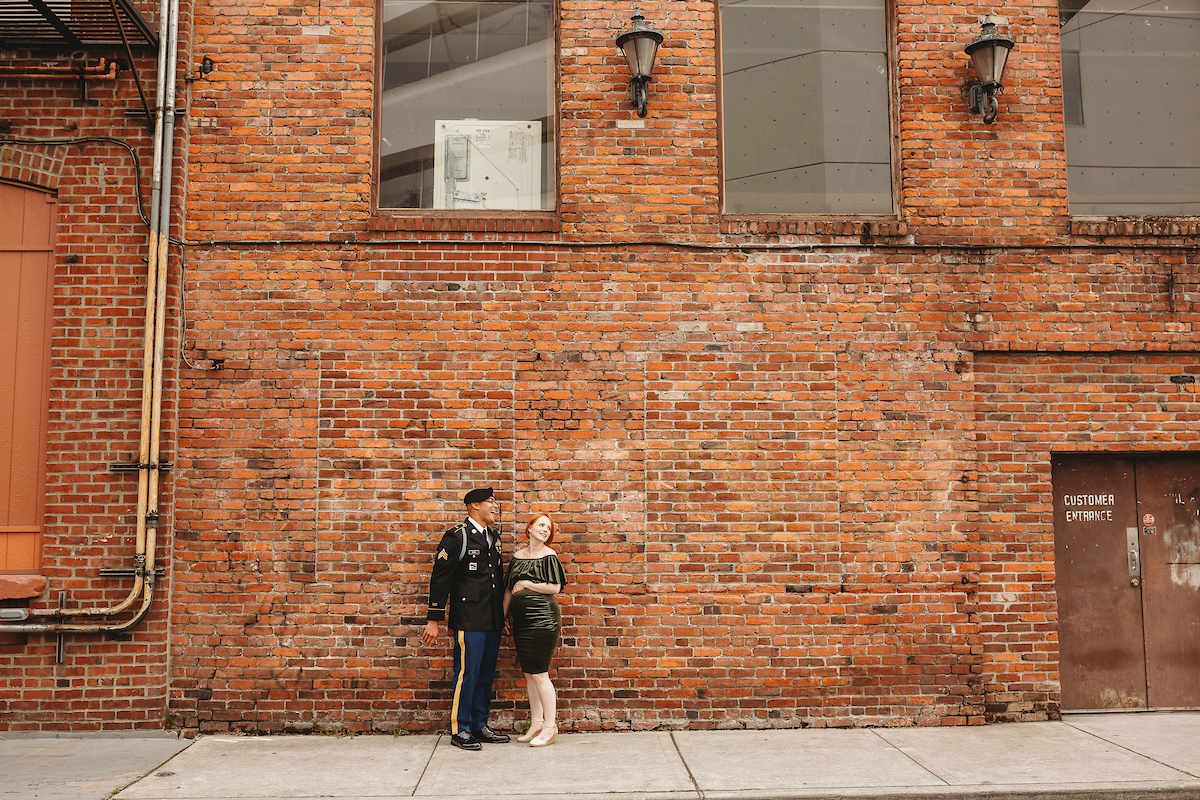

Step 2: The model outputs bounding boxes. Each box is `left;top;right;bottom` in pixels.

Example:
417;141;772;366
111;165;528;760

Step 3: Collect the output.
503;589;512;616
512;579;560;595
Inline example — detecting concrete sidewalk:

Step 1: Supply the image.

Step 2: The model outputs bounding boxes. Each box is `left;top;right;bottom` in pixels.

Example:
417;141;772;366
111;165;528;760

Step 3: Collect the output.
0;730;190;800
4;713;1198;800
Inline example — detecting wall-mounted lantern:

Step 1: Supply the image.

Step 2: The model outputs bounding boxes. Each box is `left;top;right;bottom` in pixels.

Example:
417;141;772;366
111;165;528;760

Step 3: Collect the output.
964;20;1015;124
615;13;664;118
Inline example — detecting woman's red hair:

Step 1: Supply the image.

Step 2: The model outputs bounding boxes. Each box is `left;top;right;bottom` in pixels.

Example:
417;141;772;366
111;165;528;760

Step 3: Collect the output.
523;513;557;545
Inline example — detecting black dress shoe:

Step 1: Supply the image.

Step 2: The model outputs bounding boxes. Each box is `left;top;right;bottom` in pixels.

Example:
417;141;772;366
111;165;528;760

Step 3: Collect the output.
471;726;510;743
450;731;481;750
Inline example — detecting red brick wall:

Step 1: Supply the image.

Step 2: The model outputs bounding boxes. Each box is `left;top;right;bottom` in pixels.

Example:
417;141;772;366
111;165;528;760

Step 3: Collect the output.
166;246;984;733
3;0;1199;732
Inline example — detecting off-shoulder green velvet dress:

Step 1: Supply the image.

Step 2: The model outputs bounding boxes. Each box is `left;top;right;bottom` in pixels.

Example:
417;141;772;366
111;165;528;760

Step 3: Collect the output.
506;554;567;674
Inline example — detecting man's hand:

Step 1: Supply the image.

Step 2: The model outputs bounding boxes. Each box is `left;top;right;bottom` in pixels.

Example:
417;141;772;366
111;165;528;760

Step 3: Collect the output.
421;620;440;646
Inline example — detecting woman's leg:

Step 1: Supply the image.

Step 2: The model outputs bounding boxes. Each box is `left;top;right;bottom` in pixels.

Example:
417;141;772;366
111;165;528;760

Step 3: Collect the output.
517;672;544;742
531;672;556;727
528;672;557;745
525;672;544;725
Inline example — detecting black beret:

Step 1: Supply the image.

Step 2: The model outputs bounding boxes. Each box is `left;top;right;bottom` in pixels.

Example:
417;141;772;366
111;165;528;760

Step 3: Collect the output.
463;487;494;505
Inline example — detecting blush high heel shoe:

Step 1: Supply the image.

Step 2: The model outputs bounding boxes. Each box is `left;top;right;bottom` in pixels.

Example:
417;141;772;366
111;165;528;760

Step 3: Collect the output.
529;725;557;747
517;722;543;743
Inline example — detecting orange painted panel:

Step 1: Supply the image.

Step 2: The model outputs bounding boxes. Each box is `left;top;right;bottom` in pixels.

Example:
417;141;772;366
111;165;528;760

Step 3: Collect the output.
0;252;17;523
0;183;55;250
22;187;54;250
0;183;22;249
8;250;53;524
0;182;56;573
0;527;40;572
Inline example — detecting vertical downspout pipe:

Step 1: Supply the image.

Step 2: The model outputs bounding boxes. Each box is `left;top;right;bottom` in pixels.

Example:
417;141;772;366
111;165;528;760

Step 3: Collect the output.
135;0;175;612
144;0;183;608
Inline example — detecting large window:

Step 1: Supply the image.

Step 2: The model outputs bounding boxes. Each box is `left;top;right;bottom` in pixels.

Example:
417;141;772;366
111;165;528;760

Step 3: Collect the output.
378;0;556;211
1060;0;1200;216
719;0;893;215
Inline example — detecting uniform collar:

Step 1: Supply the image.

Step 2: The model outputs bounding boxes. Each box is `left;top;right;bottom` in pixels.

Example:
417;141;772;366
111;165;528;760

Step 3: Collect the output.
466;517;496;548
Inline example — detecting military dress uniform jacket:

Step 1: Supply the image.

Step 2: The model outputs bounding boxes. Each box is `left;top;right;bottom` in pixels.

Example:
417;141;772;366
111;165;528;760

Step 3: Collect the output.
426;520;505;632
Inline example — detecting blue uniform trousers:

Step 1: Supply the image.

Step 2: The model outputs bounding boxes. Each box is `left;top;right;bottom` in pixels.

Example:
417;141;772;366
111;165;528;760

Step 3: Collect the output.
451;629;500;735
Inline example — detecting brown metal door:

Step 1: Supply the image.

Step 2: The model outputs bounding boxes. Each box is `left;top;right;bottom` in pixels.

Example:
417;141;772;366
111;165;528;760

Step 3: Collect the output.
1053;455;1147;709
0;181;57;573
1136;457;1200;708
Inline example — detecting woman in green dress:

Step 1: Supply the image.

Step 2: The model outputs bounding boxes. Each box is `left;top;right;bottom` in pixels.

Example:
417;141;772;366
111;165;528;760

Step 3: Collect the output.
504;513;567;747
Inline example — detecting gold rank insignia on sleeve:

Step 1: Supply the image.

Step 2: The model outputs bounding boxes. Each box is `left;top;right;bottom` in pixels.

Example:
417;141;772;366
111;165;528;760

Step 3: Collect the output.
438;549;448;560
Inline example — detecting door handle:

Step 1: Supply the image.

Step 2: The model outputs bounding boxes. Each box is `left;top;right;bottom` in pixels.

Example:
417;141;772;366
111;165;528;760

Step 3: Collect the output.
1126;527;1141;586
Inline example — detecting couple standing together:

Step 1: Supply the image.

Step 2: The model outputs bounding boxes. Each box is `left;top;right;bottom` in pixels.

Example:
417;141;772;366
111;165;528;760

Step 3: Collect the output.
421;487;567;750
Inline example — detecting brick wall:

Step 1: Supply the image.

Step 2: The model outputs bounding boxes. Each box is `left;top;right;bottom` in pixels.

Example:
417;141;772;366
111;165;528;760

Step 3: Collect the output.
2;0;1198;731
165;245;983;732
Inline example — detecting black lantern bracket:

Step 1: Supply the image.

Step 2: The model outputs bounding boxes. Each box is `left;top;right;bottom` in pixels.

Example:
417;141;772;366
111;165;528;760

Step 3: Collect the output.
630;75;651;119
616;13;664;118
185;56;215;83
964;19;1015;124
969;82;1000;124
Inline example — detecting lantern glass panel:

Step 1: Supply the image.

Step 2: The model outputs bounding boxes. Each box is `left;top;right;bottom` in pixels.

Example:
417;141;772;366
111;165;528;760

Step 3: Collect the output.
622;35;660;78
971;42;1009;87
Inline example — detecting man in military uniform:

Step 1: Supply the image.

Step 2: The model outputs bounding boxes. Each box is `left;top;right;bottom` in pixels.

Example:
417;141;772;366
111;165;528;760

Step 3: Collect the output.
421;487;510;750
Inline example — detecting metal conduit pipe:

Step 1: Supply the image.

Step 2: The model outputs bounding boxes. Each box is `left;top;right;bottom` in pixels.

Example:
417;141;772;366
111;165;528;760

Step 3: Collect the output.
0;58;121;79
0;595;155;632
118;0;177;623
141;0;184;619
0;0;179;634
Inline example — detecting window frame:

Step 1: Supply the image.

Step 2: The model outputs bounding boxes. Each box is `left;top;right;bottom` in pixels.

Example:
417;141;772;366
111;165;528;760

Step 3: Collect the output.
371;0;563;223
715;0;901;223
1058;0;1200;222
